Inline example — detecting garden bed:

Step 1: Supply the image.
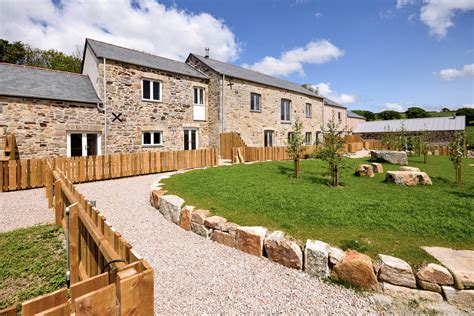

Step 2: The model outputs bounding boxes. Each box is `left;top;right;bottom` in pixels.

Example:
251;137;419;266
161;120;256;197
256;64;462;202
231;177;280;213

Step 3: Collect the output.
162;156;473;266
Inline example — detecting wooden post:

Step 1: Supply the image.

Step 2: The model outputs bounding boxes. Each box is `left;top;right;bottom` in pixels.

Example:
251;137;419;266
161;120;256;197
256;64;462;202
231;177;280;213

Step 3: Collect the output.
69;203;80;285
54;180;63;226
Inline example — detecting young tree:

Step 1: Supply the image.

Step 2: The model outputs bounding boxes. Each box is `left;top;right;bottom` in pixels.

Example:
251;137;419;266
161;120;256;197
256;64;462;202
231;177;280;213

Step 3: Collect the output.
449;132;465;186
287;117;305;179
418;129;432;163
319;117;347;187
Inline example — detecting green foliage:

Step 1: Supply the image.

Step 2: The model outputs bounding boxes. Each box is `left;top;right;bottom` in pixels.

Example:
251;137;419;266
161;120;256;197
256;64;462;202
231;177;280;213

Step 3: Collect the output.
449;132;465;186
441;107;451;112
377;110;401;120
319;117;347;187
340;239;368;253
352;110;376;121
456;108;474;126
466;126;474;148
162;156;474;265
0;38;81;73
0;224;66;309
405;107;430;119
418;129;432;163
286;117;305;178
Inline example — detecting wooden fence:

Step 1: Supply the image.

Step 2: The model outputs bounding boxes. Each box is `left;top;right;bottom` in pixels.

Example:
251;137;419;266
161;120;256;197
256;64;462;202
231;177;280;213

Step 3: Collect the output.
232;146;319;162
1;148;218;192
0;161;154;315
220;133;247;160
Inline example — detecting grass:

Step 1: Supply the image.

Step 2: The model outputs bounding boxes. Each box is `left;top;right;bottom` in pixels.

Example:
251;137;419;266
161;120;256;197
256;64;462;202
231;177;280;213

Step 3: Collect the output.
466;125;474;147
0;224;66;310
162;156;474;267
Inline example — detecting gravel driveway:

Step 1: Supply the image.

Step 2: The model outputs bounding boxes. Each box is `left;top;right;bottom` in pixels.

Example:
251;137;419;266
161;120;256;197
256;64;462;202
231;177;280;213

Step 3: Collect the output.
77;174;377;314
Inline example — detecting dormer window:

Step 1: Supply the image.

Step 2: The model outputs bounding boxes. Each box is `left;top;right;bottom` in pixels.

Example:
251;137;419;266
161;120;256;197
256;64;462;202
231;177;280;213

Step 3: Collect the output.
142;79;161;101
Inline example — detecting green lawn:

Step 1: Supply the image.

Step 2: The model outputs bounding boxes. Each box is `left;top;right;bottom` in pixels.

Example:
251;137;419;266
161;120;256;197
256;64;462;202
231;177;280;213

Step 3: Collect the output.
0;225;66;310
163;156;474;266
466;125;474;147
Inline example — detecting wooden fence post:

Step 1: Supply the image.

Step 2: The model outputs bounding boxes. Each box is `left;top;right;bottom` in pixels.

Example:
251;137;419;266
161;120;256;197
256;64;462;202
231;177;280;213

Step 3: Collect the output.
69;203;80;285
54;180;63;226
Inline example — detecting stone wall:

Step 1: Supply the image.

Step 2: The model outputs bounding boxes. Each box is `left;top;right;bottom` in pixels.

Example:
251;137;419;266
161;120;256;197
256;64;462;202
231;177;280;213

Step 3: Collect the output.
97;59;211;153
0;96;102;159
356;131;458;146
323;104;347;130
347;117;365;132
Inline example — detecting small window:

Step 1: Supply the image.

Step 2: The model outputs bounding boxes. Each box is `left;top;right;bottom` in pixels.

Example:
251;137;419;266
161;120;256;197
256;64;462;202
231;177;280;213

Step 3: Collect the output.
250;93;261;112
142;131;163;146
305;103;312;118
194;87;204;105
281;99;291;122
142;79;161;101
338;111;342;121
305;132;312;145
288;132;294;143
264;130;273;147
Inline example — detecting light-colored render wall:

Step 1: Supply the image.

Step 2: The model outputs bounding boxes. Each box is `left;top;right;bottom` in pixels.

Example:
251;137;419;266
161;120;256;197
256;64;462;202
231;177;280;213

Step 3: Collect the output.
323;105;347;130
82;45;100;95
347;117;365;132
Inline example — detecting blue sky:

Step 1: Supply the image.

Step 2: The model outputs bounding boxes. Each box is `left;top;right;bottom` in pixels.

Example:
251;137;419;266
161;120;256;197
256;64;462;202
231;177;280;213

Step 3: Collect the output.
1;0;473;112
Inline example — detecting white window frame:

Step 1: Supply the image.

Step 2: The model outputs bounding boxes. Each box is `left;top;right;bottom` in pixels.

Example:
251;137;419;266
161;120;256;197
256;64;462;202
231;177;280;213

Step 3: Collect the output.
193;87;205;105
264;130;273;147
305;103;312;118
305;132;312;145
250;93;261;112
184;128;199;150
281;99;291;122
66;132;102;157
142;131;163;146
141;79;162;102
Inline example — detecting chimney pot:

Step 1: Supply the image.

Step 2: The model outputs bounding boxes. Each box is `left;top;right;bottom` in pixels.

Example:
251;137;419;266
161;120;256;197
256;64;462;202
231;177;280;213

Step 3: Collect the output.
205;48;210;58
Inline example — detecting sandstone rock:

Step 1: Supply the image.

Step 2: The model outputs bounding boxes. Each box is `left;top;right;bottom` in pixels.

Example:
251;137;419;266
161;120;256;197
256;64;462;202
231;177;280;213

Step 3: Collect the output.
235;226;267;256
378;254;416;288
264;231;303;270
204;216;227;229
442;286;474;310
191;209;210;225
382;282;443;303
332;250;379;292
371;150;408;165
328;246;345;266
354;164;374;177
191;222;211;238
399;166;420;172
179;206;193;231
211;230;236;248
216;222;240;236
150;189;167;209
416;263;454;285
385;171;432;186
418;280;442;293
159;195;184;224
371;162;384;173
305;240;330;278
422;247;474;290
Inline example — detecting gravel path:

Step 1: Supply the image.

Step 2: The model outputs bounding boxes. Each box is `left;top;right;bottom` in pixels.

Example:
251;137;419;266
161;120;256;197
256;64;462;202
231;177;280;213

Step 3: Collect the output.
0;188;54;233
77;174;378;314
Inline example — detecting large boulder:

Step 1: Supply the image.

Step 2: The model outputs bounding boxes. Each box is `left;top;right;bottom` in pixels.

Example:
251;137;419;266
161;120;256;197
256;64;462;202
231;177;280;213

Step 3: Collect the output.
159;195;185;224
332;250;380;292
235;226;267;256
304;240;330;278
216;222;240;236
204;216;227;229
191;222;211;238
416;263;454;285
354;164;374;177
191;209;210;225
382;282;443;303
179;205;193;231
418;280;442;293
378;254;416;288
399;166;420;172
329;246;345;266
385;171;432;186
150;189;167;209
264;231;303;270
442;286;474;310
211;230;236;248
371;150;408;165
371;163;384;174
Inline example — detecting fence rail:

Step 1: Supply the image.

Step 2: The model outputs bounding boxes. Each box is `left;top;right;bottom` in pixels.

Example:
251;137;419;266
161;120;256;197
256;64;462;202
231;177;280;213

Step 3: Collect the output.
1;148;218;192
232;146;319;162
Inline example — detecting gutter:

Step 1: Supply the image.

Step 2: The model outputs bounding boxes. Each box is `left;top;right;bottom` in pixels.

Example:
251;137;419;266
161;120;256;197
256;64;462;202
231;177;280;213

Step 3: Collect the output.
221;74;225;133
103;57;108;155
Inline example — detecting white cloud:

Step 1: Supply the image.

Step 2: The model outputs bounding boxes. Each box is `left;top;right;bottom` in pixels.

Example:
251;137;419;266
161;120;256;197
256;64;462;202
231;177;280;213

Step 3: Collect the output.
383;103;405;112
420;0;474;38
437;64;474;80
463;104;474;108
0;0;239;62
242;40;344;77
396;0;416;9
311;82;356;104
314;12;323;18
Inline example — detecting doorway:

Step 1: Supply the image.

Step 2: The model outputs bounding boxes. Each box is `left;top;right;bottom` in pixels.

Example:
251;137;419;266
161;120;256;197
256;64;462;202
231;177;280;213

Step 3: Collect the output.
68;132;101;157
184;128;198;150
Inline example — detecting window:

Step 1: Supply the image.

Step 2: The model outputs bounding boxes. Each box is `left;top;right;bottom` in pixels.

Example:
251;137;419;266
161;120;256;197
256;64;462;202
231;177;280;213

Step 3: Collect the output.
142;131;163;146
67;132;101;157
288;132;294;143
142;79;161;101
264;130;273;147
184;128;198;150
194;87;204;105
305;132;312;145
193;87;205;120
250;93;261;112
281;99;291;122
338;111;342;121
316;131;323;145
305;103;312;118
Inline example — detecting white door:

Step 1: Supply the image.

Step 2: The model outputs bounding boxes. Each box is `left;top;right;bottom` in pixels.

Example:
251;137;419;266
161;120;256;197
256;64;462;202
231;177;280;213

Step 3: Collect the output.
184;128;198;150
67;132;101;157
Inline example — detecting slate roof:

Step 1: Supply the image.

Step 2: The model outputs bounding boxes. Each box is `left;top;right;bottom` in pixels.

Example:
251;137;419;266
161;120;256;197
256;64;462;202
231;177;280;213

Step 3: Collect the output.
354;116;466;133
347;111;366;119
86;39;207;79
0;63;101;104
324;98;347;109
188;54;323;99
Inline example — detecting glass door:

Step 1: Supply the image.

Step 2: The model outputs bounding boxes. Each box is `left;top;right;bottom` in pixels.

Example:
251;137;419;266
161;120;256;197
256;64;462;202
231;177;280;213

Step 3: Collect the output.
184;128;198;150
68;132;101;157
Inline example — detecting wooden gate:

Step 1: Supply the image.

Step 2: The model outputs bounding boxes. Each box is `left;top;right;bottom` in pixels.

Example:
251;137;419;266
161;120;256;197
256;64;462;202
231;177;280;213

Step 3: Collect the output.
219;133;246;160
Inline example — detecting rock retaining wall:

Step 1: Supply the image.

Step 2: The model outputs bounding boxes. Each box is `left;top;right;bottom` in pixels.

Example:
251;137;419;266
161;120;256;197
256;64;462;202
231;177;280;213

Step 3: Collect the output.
149;174;473;311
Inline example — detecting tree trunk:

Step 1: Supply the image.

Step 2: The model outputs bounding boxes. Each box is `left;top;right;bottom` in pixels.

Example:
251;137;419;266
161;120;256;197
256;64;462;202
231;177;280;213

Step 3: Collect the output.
294;158;300;179
423;153;427;164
